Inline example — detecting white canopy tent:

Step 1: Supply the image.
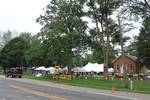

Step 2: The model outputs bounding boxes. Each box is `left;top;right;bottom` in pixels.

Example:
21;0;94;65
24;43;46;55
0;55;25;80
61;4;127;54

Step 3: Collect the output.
71;67;86;72
82;63;104;73
46;67;56;74
35;66;47;71
47;67;55;71
34;66;48;77
108;68;114;73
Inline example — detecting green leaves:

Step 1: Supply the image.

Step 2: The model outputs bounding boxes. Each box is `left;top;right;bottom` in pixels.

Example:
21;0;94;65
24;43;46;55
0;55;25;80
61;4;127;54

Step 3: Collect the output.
137;17;150;66
36;0;88;68
0;0;131;70
125;0;150;19
0;37;28;68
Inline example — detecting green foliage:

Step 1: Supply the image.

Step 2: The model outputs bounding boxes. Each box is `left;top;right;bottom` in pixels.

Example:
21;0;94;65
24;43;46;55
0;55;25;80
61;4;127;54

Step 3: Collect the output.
0;37;29;68
126;40;138;56
0;0;129;69
85;0;123;65
36;0;88;68
36;0;123;70
24;35;46;67
124;0;150;68
88;20;119;67
125;0;150;19
0;30;13;51
137;17;150;66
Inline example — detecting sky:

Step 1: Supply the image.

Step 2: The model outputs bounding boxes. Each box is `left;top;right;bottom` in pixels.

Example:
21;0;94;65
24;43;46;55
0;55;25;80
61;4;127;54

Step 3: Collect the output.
0;0;49;34
0;0;141;38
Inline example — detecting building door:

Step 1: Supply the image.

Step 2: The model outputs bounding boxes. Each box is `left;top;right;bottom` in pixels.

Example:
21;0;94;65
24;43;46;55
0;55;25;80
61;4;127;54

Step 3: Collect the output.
120;65;124;74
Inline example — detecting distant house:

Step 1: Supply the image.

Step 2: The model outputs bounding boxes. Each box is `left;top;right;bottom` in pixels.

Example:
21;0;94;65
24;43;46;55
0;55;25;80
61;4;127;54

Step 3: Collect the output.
113;54;140;75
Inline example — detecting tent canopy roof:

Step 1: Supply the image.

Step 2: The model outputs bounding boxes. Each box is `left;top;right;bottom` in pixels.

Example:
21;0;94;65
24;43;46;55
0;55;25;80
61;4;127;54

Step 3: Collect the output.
71;67;86;72
82;63;104;73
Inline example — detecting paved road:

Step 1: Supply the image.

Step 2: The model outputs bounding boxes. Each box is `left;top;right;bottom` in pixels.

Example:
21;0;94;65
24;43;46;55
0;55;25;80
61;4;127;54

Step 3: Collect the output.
0;76;149;100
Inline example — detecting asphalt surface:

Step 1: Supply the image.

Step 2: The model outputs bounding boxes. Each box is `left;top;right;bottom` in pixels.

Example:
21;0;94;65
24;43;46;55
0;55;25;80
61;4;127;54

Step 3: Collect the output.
0;76;149;100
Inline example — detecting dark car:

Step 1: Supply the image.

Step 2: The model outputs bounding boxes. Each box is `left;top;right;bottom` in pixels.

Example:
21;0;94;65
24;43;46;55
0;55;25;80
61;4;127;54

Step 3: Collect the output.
5;68;23;78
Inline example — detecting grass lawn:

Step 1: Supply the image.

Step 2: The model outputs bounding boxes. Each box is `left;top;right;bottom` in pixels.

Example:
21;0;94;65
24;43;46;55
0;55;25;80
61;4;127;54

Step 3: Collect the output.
23;74;150;94
133;80;150;93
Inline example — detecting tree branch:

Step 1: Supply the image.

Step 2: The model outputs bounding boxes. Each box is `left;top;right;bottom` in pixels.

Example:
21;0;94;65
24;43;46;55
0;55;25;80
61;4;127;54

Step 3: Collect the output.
144;0;150;9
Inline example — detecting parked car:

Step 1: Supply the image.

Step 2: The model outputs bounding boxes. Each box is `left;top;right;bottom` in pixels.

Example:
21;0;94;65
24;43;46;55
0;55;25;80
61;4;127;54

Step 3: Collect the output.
5;68;23;78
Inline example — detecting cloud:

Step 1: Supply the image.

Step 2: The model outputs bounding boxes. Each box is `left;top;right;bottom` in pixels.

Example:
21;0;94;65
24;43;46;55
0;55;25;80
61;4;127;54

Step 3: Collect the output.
0;0;49;33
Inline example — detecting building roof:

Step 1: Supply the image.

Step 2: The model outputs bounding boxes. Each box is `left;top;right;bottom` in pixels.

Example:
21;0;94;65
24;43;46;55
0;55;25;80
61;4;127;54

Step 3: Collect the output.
113;54;137;63
126;54;137;61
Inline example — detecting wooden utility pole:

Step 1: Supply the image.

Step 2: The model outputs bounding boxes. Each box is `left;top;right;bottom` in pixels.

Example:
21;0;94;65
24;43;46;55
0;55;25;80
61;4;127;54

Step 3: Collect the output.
118;14;128;88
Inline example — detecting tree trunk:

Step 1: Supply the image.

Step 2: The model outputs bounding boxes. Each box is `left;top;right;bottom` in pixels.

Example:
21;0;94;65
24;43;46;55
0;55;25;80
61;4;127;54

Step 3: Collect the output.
103;12;109;80
94;5;109;80
103;48;109;80
118;15;128;88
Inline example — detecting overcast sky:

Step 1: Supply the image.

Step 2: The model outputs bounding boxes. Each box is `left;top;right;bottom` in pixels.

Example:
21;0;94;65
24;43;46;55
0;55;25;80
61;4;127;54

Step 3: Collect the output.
0;0;49;34
0;0;141;38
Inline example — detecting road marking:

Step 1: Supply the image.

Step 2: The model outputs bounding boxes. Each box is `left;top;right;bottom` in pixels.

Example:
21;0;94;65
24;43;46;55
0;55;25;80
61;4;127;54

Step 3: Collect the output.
51;86;138;100
86;91;138;100
9;85;67;100
6;78;138;100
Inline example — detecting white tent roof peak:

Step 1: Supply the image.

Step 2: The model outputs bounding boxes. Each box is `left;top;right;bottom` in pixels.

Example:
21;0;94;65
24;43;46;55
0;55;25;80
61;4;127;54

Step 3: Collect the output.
82;62;104;73
35;66;47;71
47;67;55;71
71;67;86;72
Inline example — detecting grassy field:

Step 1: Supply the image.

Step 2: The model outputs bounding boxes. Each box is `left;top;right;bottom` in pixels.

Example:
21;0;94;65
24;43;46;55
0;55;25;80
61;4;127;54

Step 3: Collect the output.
23;74;150;94
133;80;150;93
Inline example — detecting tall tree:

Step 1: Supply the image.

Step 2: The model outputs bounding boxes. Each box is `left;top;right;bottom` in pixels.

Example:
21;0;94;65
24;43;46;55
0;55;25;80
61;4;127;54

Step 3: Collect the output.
17;32;46;67
0;37;29;70
84;0;122;79
24;35;46;67
125;0;150;68
137;17;150;68
0;30;13;51
37;0;87;69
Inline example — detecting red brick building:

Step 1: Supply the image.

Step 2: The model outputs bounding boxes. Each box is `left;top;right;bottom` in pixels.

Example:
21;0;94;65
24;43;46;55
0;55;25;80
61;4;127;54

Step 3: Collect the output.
113;54;140;75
